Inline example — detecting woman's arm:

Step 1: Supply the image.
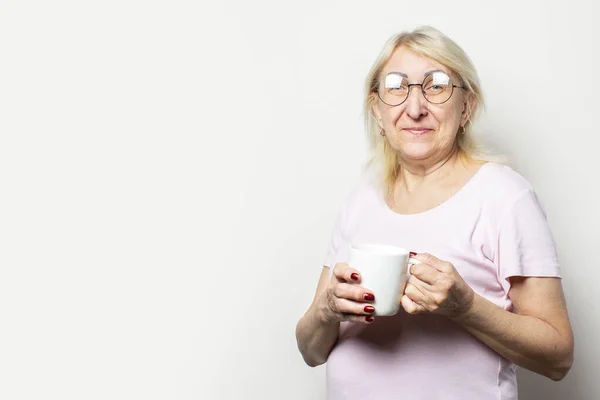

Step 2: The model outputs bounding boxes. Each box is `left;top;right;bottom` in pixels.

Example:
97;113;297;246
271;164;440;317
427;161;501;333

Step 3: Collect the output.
295;268;340;367
402;253;574;381
453;276;574;381
296;265;378;367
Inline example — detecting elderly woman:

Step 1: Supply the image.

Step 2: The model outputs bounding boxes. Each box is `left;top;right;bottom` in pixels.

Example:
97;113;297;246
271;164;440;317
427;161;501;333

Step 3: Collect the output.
295;26;574;399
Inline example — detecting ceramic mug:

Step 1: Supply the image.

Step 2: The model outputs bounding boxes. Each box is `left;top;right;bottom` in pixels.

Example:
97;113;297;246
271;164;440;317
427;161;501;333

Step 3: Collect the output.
348;243;421;316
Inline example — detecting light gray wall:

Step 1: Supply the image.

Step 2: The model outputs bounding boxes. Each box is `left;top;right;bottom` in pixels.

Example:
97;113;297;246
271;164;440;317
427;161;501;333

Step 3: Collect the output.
1;0;598;399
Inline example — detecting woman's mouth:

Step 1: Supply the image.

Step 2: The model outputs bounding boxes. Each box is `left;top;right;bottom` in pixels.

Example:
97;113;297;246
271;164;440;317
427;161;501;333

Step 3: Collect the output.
402;127;433;135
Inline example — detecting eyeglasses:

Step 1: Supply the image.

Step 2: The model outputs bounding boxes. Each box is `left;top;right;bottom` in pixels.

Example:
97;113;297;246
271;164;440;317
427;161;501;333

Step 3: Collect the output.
376;70;465;106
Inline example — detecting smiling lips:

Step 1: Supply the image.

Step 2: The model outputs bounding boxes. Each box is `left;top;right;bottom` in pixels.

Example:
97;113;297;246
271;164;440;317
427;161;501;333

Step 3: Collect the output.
402;127;433;135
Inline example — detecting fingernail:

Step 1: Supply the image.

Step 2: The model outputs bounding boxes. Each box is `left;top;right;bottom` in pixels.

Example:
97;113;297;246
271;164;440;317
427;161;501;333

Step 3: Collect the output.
364;293;375;301
409;251;417;257
366;316;374;322
351;273;359;281
364;305;375;313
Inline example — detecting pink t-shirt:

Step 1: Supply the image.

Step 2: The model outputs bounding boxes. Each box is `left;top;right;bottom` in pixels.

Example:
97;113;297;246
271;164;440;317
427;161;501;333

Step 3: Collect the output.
323;162;561;400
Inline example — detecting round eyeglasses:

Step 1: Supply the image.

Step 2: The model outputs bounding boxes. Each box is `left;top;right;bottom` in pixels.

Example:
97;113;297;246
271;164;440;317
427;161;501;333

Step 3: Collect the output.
377;70;465;106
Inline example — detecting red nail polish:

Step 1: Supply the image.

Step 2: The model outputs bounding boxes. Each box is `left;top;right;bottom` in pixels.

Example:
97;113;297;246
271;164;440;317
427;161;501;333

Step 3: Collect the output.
351;273;359;281
366;316;374;322
364;293;375;301
364;305;375;313
409;251;417;257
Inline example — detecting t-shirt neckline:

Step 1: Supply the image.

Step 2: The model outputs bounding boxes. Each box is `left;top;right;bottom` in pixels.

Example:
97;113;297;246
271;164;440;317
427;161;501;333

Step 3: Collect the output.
382;162;493;218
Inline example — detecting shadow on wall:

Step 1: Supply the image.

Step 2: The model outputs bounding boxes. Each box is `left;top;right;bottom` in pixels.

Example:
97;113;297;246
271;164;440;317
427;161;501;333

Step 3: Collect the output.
518;369;584;400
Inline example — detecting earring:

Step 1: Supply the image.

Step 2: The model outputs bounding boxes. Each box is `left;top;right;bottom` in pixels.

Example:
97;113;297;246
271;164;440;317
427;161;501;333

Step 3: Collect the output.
379;128;386;137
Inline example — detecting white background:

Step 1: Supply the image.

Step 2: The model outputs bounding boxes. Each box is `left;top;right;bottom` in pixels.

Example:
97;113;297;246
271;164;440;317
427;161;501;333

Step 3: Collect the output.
1;0;598;399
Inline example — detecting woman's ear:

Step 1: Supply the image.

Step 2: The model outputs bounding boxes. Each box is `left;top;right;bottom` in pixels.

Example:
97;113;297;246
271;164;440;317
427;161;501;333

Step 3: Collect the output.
371;94;383;127
460;92;474;127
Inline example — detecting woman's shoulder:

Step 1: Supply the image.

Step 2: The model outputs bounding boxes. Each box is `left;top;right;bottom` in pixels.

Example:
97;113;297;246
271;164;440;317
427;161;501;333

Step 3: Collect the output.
475;162;535;197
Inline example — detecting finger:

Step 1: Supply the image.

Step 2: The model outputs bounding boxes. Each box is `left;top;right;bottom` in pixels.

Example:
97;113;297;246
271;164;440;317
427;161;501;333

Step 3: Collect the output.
413;253;453;273
333;297;377;316
332;262;362;283
342;313;376;324
408;263;440;286
401;294;426;314
405;279;442;313
324;293;375;324
333;283;376;303
404;281;429;306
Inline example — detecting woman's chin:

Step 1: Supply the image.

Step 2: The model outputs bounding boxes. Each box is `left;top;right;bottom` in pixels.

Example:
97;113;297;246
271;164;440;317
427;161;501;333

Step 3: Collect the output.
399;144;434;160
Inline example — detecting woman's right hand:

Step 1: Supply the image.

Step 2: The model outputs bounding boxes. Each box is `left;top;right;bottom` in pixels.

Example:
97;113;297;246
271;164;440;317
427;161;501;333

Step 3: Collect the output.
317;262;377;324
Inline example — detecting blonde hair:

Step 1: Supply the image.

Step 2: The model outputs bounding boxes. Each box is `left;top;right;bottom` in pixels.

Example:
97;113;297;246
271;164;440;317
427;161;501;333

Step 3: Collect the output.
364;26;497;193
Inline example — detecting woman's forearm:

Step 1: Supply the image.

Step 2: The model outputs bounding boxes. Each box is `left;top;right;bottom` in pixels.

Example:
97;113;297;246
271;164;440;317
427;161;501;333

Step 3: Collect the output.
295;299;340;367
454;294;574;381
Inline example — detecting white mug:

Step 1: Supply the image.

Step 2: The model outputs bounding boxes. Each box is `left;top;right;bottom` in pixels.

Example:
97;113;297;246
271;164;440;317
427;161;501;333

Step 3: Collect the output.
348;243;421;316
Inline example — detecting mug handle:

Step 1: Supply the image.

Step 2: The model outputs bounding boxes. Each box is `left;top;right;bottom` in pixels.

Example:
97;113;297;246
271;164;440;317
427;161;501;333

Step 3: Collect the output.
407;257;421;275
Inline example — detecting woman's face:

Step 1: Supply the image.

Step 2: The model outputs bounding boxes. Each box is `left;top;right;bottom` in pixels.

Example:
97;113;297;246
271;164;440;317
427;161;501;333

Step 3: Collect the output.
373;47;470;164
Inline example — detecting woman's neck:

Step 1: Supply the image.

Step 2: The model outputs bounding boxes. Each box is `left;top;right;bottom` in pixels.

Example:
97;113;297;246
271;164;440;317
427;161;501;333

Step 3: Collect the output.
397;147;467;193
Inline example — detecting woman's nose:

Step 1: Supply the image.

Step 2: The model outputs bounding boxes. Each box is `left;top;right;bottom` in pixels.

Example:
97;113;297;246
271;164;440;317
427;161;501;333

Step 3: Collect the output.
404;87;428;119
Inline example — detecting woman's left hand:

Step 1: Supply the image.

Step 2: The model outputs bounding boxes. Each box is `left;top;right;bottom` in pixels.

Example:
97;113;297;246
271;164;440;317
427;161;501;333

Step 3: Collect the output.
401;253;475;319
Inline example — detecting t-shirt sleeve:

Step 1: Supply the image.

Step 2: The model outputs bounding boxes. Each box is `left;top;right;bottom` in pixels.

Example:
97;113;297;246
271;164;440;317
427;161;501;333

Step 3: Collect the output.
497;188;561;284
323;201;349;270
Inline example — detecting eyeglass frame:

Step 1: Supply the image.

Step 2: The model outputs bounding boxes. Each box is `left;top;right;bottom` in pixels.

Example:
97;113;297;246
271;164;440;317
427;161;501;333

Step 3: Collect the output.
375;70;466;106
